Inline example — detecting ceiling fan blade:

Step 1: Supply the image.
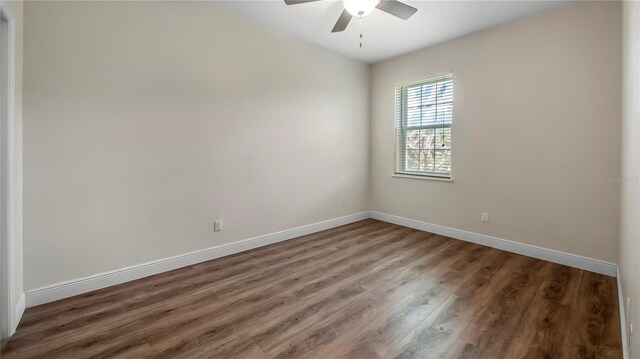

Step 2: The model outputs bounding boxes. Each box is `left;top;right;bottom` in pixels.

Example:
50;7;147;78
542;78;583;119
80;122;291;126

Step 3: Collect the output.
376;0;417;20
284;0;322;4
331;9;353;33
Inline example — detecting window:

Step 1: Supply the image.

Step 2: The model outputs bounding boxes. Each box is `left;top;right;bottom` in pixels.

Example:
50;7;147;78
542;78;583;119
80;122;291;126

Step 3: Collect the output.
394;74;453;179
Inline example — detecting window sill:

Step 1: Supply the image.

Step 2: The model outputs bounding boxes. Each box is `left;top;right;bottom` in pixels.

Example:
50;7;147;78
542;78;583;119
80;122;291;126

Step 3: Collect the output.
391;173;454;182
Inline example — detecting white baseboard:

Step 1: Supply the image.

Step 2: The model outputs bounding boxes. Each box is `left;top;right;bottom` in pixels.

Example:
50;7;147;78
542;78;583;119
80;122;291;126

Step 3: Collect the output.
15;292;25;321
6;292;25;337
25;210;619;308
618;267;630;359
25;211;371;307
370;211;618;277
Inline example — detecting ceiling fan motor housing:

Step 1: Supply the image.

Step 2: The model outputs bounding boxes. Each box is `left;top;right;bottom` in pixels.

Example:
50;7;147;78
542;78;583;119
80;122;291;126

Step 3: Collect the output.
343;0;381;18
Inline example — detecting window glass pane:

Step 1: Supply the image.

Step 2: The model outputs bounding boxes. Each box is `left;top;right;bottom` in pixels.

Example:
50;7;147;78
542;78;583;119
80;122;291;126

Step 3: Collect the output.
437;80;453;103
406;107;422;127
421;83;437;105
435;149;451;173
419;149;435;172
437;103;452;125
435;127;451;149
422;104;436;127
405;130;421;150
406;86;422;108
405;149;420;171
420;128;435;150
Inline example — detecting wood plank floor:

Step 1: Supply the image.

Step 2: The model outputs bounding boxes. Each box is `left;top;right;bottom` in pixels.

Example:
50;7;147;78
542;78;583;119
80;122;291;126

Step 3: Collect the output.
1;219;622;358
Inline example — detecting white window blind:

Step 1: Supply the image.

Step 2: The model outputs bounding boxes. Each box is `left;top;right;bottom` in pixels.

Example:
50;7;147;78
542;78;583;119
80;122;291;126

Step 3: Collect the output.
394;74;453;178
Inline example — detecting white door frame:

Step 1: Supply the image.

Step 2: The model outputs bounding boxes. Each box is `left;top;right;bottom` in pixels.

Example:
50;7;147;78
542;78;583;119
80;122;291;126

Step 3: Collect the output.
0;0;16;339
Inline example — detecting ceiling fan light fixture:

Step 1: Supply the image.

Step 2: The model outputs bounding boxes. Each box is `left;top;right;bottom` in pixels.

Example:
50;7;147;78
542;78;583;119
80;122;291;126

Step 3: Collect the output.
343;0;380;17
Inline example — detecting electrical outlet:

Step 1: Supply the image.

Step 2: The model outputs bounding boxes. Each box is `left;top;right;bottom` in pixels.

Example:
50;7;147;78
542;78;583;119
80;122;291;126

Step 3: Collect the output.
341;198;347;208
214;220;223;232
481;212;489;223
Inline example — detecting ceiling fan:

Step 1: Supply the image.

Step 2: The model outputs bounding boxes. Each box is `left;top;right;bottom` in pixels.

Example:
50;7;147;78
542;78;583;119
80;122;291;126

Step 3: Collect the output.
284;0;417;33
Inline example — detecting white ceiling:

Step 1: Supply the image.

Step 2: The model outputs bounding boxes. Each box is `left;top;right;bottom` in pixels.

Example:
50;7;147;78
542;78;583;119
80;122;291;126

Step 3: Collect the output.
214;0;567;63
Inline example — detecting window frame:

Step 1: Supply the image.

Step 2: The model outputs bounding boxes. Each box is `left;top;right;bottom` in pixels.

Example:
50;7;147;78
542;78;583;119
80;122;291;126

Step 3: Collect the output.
393;74;453;180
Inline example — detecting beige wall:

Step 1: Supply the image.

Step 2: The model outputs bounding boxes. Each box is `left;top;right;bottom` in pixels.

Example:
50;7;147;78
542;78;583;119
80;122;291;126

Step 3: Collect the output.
620;0;639;356
22;1;370;290
370;1;622;262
